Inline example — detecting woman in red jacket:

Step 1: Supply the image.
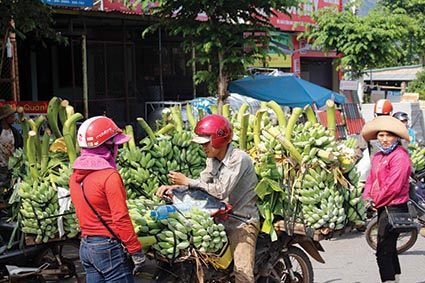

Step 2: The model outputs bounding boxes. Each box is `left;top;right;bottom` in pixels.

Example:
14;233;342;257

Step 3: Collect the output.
361;116;411;283
69;116;144;283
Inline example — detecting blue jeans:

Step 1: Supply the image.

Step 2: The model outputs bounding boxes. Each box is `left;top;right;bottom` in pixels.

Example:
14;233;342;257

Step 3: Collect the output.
80;236;134;283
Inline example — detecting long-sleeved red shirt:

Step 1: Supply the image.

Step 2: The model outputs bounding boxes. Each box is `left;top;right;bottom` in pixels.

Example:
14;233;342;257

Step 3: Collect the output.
69;168;142;254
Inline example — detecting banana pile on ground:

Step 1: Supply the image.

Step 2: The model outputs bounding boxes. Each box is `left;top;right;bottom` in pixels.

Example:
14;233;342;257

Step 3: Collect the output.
127;198;228;260
7;97;83;243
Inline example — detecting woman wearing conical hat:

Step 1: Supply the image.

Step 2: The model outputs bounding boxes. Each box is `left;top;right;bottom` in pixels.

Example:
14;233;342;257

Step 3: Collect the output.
361;116;411;283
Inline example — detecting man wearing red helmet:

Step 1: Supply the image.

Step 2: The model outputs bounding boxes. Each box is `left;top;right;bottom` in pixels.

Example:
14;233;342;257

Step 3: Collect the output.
373;99;393;116
69;116;145;283
156;114;260;283
355;99;394;163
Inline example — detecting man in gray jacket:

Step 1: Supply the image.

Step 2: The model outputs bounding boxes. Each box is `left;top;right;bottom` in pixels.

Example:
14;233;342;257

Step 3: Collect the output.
157;114;259;283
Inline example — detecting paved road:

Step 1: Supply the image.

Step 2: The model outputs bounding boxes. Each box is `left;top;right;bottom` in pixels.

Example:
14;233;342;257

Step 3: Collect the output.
312;230;425;283
63;229;425;282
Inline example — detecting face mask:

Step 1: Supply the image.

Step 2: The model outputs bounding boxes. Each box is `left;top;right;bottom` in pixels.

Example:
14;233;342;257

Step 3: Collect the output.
377;140;399;155
72;146;117;170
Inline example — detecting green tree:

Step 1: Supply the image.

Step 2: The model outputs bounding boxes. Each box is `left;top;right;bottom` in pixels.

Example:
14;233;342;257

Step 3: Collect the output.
379;0;425;65
0;0;64;42
136;0;299;111
299;5;418;79
0;0;65;73
407;70;425;99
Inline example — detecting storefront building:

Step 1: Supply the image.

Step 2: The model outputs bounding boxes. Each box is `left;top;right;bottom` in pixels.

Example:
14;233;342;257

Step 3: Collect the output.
1;0;342;132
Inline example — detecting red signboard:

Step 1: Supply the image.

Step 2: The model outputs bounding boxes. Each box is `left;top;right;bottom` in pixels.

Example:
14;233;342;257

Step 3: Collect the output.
271;0;342;32
103;1;146;14
0;101;49;114
103;0;341;31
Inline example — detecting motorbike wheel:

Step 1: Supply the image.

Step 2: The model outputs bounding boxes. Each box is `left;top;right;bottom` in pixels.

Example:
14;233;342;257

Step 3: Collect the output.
365;216;418;254
34;239;85;283
263;246;313;283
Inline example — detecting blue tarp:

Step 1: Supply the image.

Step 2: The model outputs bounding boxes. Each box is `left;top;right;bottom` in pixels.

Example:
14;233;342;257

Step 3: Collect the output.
228;74;346;108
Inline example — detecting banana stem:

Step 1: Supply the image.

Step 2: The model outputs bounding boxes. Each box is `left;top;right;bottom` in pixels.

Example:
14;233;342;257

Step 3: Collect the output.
40;129;51;173
27;131;38;179
222;104;230;121
209;104;218;114
156;123;175;136
59;99;69;127
304;105;317;123
170;106;184;131
284;108;303;140
236;103;249;123
16;106;28;152
267;127;302;164
185;103;197;130
47;97;63;138
254;109;267;147
125;125;136;150
326;100;336;138
239;113;250;151
63;113;84;163
137;117;156;141
266;101;286;127
26;118;42;162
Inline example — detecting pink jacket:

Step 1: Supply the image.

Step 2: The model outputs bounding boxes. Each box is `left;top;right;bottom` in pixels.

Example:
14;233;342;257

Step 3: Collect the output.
363;146;411;208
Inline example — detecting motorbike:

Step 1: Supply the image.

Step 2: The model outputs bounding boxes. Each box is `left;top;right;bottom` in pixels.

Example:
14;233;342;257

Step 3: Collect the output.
0;209;83;283
138;188;325;283
365;170;425;254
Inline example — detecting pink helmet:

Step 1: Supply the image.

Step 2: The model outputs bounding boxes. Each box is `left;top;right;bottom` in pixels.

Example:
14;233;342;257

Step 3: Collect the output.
77;116;130;148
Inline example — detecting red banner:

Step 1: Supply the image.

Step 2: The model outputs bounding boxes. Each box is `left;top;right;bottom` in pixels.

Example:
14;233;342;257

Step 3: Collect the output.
0;101;49;114
102;0;340;28
270;0;342;32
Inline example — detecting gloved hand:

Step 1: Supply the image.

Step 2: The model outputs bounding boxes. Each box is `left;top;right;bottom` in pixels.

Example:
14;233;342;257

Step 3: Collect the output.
131;250;146;275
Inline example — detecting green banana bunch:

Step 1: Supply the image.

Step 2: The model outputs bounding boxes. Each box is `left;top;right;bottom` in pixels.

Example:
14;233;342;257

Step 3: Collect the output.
117;128;206;198
190;207;228;254
291;121;338;166
247;114;365;235
127;198;228;260
410;147;425;173
18;178;79;244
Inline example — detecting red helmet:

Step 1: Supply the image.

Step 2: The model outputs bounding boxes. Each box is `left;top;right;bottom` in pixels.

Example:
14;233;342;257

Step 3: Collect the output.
194;114;232;148
77;116;129;148
374;99;393;116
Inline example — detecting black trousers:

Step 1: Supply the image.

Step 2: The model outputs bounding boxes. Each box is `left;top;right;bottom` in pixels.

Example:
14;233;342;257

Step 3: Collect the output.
376;203;408;282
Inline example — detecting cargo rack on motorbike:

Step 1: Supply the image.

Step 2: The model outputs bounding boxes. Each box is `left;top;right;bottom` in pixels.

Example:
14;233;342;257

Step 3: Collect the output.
273;220;356;241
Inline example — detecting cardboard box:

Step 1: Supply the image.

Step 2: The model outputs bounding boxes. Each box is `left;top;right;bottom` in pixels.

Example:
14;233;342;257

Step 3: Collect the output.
401;93;419;102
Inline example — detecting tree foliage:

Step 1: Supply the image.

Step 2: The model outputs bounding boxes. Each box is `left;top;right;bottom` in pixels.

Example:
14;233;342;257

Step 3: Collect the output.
378;0;425;65
137;0;299;110
407;70;425;99
299;4;421;79
0;0;63;42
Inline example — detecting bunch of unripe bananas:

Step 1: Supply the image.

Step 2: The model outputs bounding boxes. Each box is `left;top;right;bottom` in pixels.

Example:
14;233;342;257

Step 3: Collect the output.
127;197;228;259
117;130;206;198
